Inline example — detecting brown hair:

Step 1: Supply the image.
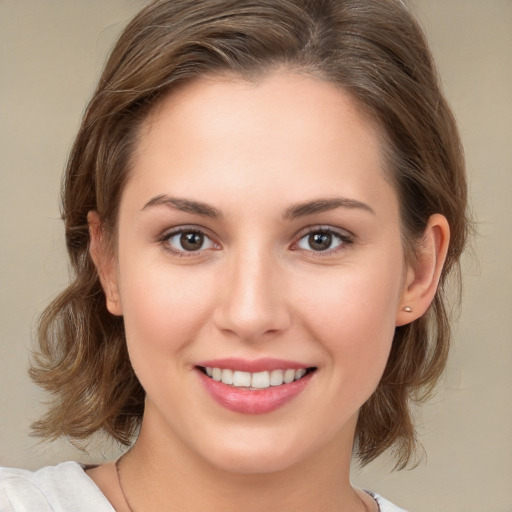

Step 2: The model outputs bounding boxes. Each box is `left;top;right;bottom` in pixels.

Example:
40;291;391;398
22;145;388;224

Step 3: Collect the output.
31;0;469;468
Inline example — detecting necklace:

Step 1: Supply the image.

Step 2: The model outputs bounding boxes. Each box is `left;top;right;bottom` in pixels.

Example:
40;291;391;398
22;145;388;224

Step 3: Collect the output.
115;455;136;512
115;455;376;512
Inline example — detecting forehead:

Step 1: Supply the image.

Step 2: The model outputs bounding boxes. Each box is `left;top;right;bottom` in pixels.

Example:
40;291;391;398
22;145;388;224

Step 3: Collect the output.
126;71;396;219
140;71;384;155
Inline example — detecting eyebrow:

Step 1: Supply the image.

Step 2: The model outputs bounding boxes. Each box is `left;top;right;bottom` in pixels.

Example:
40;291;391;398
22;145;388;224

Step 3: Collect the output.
142;195;221;218
283;197;375;220
141;195;374;220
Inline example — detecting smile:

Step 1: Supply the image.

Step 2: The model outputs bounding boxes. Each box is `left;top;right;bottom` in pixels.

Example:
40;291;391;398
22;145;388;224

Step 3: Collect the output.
196;360;317;414
200;367;313;389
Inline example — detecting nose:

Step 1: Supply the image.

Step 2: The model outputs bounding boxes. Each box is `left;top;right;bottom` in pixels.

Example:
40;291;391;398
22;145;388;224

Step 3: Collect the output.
213;247;291;342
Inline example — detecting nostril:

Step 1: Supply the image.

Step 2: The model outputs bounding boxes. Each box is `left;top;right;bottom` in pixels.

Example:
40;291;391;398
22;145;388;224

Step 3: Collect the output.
212;264;292;340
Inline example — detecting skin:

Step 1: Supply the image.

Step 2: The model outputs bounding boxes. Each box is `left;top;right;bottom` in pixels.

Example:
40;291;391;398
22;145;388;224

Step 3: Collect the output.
87;71;449;512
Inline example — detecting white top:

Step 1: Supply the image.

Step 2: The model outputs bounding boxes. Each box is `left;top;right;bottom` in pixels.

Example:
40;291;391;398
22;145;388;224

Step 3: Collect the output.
0;462;408;511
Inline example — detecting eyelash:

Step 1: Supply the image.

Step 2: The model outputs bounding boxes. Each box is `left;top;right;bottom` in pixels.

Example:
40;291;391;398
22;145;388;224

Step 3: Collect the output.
158;227;219;257
157;226;354;257
292;226;354;255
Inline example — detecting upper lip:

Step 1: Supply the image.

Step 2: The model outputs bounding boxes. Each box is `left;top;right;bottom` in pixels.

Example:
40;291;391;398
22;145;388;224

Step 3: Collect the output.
196;357;315;373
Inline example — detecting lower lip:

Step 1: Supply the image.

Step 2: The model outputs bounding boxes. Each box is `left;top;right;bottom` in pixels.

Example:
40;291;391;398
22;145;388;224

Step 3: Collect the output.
197;369;314;414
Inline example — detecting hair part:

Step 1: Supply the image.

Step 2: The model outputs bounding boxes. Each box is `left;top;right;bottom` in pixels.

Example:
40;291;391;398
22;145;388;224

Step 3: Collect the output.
31;0;469;469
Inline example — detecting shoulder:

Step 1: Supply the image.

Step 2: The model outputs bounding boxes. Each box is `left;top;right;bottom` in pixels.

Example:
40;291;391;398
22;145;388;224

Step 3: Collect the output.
369;491;409;512
0;462;114;512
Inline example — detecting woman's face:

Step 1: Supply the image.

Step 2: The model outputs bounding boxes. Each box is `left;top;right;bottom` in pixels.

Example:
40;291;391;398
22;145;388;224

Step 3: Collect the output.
105;72;410;473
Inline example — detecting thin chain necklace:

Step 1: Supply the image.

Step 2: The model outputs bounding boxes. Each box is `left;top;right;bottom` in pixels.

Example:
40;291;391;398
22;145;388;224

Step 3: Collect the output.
115;455;376;512
115;455;136;512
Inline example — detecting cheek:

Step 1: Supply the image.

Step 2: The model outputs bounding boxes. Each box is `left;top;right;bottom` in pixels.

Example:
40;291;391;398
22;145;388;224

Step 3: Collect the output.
116;253;217;360
296;258;403;381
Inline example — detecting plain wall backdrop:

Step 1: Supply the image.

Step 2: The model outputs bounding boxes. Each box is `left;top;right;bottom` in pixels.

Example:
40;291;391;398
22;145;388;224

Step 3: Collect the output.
0;1;511;511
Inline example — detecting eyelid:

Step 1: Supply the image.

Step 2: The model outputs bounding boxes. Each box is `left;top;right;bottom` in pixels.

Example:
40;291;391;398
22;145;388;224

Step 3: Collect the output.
157;225;221;256
155;224;354;257
291;225;355;254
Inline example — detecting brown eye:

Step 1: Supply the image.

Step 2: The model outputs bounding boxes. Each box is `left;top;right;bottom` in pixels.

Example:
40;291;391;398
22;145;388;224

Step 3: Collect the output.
164;229;216;253
296;229;349;253
180;232;204;251
308;232;333;251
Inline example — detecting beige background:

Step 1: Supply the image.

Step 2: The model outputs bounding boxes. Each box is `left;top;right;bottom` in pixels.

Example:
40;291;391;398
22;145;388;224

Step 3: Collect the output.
1;1;511;511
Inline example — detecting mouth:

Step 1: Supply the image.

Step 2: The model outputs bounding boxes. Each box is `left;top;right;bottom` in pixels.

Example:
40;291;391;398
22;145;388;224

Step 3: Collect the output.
195;358;317;413
197;366;317;390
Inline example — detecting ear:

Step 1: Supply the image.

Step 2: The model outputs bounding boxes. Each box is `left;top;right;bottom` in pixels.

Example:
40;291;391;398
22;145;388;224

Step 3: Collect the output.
87;210;123;316
396;214;450;326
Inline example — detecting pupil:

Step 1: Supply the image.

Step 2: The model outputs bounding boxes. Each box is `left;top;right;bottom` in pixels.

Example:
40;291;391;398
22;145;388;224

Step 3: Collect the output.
309;232;331;251
181;232;203;251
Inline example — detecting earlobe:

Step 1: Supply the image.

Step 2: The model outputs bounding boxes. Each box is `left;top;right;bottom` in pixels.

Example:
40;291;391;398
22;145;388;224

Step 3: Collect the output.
87;211;123;316
396;214;450;326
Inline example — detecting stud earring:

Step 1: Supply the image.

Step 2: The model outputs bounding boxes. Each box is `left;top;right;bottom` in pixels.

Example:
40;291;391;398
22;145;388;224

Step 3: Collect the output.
402;306;413;313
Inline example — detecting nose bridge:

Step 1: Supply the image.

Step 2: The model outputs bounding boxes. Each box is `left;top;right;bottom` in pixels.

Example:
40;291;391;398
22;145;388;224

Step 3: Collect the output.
214;241;290;340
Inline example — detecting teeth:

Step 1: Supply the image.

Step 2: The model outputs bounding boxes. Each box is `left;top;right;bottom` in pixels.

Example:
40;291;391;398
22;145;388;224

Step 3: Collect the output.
295;368;306;379
270;369;284;386
203;367;310;389
283;369;295;384
221;368;233;385
233;371;251;387
251;371;270;389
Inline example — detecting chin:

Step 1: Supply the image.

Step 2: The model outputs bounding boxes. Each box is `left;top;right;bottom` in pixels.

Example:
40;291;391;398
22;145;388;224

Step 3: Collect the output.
197;434;310;475
208;451;300;476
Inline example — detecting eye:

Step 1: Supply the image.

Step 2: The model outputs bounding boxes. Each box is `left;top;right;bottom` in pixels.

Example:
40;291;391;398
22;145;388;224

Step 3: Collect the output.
162;228;217;255
295;228;351;253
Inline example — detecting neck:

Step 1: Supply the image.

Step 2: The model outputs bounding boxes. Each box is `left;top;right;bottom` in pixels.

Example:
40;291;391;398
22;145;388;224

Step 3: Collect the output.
119;413;366;512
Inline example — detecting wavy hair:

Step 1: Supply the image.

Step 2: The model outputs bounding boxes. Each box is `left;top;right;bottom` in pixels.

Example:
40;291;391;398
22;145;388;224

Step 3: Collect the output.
31;0;469;468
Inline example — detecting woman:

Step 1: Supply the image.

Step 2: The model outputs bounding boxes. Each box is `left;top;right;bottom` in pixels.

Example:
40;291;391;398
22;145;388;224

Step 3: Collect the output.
0;0;468;511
